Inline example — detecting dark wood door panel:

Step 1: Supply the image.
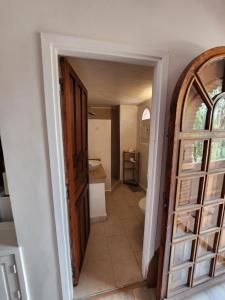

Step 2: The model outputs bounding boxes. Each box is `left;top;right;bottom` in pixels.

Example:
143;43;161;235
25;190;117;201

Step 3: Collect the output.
60;57;90;285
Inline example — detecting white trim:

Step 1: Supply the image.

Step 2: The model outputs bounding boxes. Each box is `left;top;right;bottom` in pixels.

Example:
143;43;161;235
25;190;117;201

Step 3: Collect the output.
15;248;31;300
41;33;169;300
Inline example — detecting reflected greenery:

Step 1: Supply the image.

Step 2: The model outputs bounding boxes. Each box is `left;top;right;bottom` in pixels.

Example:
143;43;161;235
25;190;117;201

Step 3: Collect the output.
193;103;208;130
213;98;225;130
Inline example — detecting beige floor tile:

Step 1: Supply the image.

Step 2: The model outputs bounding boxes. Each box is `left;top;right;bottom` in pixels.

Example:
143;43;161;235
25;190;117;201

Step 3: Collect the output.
107;207;118;217
126;197;139;207
133;191;146;200
131;207;145;225
102;290;135;300
121;218;143;235
75;184;145;299
107;235;134;262
112;256;143;287
104;216;124;237
75;258;116;299
85;235;110;262
133;287;155;300
91;222;106;237
116;207;137;221
126;230;144;253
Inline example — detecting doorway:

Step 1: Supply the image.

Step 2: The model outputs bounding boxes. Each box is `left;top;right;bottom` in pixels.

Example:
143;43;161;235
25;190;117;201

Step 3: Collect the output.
41;33;168;300
60;57;153;298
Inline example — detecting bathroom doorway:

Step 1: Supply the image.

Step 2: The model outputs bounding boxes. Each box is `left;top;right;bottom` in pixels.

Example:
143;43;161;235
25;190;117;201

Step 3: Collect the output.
41;33;168;300
60;56;154;298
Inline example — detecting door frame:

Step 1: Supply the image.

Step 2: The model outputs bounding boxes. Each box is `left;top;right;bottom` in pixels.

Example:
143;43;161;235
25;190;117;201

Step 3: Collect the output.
41;32;169;300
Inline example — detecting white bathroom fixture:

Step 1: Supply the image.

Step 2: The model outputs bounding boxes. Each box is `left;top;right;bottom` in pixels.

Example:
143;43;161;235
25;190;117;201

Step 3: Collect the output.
139;197;146;214
89;160;101;171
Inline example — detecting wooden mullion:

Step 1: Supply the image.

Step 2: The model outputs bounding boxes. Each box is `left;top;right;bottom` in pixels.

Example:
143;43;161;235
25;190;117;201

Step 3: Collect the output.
213;202;225;276
189;145;209;286
169;258;193;272
222;62;225;93
175;204;201;213
195;74;213;107
176;173;205;180
180;131;225;140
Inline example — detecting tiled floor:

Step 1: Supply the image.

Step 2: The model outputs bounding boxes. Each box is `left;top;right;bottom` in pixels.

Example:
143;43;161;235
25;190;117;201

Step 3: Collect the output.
74;183;146;299
88;284;155;300
85;281;225;300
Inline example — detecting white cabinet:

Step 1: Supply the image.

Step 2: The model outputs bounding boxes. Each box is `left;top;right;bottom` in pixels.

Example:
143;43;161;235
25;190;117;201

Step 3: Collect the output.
0;255;20;299
89;182;107;221
0;222;29;300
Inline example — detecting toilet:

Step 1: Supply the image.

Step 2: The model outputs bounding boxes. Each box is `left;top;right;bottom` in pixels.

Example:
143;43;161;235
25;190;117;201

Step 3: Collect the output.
138;197;146;214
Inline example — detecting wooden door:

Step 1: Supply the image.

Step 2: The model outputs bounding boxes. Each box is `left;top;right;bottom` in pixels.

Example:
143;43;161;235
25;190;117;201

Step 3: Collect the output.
60;58;90;285
157;47;225;300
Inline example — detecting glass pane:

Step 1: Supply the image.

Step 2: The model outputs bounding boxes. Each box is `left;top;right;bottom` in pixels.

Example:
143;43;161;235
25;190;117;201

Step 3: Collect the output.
205;174;224;202
171;239;194;267
194;258;212;282
198;58;225;98
200;204;220;231
197;232;217;258
209;139;225;170
174;210;198;238
183;85;208;131
219;228;225;250
180;140;205;173
213;97;225;130
215;251;225;275
177;177;203;207
168;267;190;293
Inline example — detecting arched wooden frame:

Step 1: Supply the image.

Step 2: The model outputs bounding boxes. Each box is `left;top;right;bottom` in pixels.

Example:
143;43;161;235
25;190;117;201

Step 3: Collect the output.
157;47;225;300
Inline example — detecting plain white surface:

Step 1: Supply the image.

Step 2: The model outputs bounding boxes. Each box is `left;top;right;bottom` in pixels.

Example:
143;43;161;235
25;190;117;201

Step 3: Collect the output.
89;183;107;219
67;57;153;105
1;2;225;299
88;119;111;190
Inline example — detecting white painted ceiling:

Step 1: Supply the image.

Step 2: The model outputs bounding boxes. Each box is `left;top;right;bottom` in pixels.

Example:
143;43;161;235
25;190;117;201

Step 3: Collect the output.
67;57;154;106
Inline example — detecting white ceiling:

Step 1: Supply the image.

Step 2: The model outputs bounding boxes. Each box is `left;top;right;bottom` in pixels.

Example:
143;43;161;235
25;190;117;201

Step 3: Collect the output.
67;57;154;106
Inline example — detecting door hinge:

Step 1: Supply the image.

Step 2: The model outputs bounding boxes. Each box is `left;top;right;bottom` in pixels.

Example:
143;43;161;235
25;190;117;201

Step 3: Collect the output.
59;78;64;95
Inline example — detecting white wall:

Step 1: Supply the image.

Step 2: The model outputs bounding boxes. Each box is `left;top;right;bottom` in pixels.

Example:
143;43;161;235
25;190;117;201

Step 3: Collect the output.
0;1;225;299
120;105;137;179
88;119;111;190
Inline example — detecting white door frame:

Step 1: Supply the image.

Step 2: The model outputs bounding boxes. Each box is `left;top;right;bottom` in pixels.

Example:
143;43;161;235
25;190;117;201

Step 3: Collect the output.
41;33;169;300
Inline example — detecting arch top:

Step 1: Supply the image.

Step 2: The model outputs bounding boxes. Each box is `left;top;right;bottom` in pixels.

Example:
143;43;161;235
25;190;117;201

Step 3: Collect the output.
176;46;225;133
